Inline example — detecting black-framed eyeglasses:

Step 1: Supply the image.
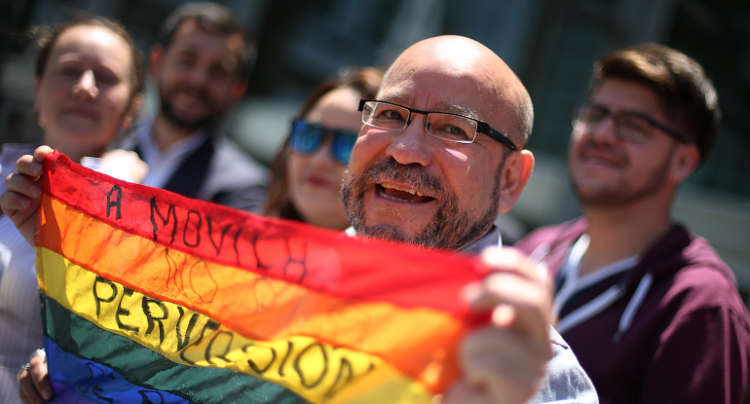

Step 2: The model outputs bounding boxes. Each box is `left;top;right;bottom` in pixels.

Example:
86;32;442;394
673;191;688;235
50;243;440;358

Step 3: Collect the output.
289;120;357;165
572;103;687;144
358;99;517;151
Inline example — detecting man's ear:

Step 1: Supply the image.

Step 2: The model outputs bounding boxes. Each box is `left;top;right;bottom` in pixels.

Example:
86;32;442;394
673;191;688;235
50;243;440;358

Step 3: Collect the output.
670;143;700;184
229;79;247;102
497;150;534;214
148;45;164;79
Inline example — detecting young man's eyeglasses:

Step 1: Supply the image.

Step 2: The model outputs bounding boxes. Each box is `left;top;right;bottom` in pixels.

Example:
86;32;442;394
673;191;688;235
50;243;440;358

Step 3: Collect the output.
358;99;517;151
289;120;357;165
572;103;688;144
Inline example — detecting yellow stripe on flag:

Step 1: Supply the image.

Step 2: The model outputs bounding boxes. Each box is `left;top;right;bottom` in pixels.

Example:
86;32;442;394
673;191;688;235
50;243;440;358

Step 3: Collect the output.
38;247;434;404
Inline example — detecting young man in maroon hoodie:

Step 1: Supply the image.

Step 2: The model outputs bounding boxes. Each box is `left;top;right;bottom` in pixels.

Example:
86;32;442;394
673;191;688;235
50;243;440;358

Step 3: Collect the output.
515;43;750;404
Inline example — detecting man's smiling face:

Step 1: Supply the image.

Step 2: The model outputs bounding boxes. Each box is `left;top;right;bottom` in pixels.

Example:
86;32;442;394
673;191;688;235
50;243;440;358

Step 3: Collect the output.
342;37;527;251
568;78;685;208
154;19;245;130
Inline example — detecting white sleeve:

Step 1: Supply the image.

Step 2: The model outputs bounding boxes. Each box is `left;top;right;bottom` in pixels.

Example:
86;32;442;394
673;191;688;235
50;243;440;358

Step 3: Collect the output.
526;327;599;404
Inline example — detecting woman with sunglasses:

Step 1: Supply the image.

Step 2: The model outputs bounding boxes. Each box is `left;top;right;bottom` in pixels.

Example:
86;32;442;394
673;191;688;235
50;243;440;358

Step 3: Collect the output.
264;67;383;230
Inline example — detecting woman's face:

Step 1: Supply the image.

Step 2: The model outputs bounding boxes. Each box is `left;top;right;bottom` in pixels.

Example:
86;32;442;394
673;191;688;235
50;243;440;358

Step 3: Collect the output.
34;25;138;162
287;87;362;230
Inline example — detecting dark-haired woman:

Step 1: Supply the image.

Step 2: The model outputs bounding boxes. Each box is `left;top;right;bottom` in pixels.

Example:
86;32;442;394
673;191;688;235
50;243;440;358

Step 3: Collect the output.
264;67;383;231
0;17;144;403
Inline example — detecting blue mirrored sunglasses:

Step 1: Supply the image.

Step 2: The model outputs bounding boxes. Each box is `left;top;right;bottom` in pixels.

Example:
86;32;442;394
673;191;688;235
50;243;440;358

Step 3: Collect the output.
289;120;357;165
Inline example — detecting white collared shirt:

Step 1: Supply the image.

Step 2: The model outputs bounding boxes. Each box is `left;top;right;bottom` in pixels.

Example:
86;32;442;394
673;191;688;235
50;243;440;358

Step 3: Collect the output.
0;144;148;404
128;118;208;189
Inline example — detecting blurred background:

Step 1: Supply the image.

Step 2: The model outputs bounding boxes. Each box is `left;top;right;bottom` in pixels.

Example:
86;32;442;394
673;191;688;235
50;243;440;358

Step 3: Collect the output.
0;0;748;303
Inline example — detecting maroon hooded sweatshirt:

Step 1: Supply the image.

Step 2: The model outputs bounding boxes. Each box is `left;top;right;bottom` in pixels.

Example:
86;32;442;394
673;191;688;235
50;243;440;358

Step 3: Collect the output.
516;218;750;404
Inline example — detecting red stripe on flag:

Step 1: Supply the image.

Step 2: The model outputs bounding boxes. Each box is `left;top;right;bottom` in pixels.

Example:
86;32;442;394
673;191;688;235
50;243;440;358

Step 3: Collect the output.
41;151;482;316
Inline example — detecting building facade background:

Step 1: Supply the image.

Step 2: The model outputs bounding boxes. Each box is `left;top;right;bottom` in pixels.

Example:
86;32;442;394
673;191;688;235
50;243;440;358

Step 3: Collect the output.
1;0;748;306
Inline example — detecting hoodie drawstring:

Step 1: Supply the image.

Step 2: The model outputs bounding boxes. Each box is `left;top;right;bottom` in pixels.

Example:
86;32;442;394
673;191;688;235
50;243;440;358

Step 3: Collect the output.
613;273;653;344
557;284;626;334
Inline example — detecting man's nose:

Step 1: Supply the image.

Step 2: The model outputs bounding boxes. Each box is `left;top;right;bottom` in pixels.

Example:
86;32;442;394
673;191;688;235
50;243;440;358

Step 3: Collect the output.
586;116;620;145
385;114;433;167
72;70;98;100
186;65;211;85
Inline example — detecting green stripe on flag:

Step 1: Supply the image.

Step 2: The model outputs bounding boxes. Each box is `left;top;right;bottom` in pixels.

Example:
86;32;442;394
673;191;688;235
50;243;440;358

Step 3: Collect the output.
41;295;307;404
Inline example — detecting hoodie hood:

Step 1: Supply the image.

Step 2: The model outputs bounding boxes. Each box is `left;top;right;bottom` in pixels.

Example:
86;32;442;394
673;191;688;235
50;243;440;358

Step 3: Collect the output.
519;218;740;342
628;224;737;289
520;218;737;290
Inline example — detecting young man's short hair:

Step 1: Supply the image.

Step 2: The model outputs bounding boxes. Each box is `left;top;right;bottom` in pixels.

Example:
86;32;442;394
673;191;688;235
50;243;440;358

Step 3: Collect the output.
590;43;720;162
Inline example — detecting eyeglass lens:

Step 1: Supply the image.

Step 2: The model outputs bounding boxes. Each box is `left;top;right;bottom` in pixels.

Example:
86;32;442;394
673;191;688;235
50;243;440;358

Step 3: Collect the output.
361;101;478;143
574;105;653;143
290;120;356;164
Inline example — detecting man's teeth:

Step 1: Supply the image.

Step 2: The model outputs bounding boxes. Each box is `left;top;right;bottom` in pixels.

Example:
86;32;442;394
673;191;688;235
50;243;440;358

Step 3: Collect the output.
381;183;425;197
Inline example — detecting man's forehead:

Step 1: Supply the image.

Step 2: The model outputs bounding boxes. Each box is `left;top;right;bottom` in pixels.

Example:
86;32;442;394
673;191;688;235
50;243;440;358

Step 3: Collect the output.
378;80;482;120
168;20;243;69
172;19;245;48
376;36;530;145
171;19;244;52
590;79;669;117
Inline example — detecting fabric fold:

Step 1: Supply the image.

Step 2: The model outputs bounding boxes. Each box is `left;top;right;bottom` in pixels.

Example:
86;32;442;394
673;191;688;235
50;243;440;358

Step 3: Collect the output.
36;151;483;403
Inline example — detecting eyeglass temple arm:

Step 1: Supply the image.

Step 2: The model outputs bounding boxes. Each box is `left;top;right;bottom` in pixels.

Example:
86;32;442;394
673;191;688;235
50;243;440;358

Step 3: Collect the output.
359;100;519;150
480;123;518;151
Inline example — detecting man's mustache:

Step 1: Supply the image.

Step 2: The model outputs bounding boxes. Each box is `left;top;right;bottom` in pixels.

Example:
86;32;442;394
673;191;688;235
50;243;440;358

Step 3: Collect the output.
358;159;445;197
168;84;212;105
578;140;628;166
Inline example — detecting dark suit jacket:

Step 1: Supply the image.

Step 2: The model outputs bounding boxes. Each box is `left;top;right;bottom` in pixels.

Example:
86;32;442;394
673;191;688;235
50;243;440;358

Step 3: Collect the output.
128;123;269;213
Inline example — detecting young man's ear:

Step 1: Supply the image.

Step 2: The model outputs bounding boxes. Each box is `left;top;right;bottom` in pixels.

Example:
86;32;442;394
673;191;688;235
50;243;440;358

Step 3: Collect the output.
229;79;247;102
670;143;700;184
497;150;535;214
148;45;165;79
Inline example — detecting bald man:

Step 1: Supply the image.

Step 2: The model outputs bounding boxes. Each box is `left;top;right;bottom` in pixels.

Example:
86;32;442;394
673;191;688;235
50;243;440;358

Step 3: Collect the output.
343;35;533;250
342;36;597;403
5;36;596;403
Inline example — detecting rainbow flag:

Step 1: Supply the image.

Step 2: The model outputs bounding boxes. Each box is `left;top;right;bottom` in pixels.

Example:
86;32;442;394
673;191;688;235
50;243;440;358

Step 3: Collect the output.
35;151;484;404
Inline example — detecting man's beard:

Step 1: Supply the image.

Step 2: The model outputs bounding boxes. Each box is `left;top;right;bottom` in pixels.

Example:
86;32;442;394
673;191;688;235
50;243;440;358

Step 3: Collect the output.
571;143;674;208
159;84;222;131
341;159;501;251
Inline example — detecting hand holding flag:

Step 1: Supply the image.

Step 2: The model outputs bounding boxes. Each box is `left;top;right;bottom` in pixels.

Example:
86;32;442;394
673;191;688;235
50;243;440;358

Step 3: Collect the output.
5;147;551;404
